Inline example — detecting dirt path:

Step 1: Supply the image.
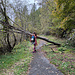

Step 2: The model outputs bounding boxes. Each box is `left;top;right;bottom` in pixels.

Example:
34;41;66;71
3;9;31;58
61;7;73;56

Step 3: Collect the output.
28;40;64;75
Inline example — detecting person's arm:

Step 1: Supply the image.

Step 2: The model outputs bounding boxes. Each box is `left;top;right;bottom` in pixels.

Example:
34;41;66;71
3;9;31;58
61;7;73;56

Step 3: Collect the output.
35;36;37;45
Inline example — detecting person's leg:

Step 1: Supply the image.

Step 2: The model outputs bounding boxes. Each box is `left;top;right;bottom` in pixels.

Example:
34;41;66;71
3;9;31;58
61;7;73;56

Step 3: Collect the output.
32;44;36;53
34;44;36;52
32;43;36;53
32;44;35;53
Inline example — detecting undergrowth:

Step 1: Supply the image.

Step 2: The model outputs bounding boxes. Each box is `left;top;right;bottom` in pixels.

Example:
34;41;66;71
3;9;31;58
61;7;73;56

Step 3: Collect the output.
41;35;75;75
0;40;33;75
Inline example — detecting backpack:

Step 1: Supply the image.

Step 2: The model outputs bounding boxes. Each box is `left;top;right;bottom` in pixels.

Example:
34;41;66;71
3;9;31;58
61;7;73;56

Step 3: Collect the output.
31;35;35;42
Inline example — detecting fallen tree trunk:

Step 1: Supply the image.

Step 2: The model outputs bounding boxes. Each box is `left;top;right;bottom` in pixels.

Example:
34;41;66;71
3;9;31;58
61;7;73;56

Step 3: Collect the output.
37;36;61;46
0;20;61;46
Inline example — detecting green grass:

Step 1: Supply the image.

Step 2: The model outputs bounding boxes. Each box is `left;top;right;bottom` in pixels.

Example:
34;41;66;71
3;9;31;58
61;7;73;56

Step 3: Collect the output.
14;57;31;75
41;35;75;75
0;41;33;75
41;35;66;44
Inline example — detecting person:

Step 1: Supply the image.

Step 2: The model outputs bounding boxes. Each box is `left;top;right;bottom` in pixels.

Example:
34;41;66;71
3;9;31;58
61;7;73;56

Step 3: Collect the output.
30;32;37;53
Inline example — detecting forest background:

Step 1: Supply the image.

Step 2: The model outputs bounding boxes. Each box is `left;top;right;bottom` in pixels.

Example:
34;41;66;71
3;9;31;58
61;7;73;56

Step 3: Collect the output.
0;0;75;53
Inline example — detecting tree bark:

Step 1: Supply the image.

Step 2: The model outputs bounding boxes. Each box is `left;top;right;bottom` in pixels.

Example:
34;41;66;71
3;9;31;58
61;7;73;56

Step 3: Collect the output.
12;32;17;48
37;36;61;46
7;33;12;52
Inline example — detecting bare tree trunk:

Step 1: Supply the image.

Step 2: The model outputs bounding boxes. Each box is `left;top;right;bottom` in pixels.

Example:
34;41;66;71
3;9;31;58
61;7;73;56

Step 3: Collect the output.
0;20;61;46
12;32;17;48
7;33;12;52
0;0;16;52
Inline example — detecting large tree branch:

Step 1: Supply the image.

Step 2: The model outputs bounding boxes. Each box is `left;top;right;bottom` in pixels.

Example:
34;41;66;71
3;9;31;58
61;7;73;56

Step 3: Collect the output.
0;20;32;35
8;17;25;30
0;20;61;46
37;36;61;46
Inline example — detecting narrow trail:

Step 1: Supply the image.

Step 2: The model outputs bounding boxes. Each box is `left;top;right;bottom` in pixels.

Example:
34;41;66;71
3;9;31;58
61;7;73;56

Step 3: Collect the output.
28;40;64;75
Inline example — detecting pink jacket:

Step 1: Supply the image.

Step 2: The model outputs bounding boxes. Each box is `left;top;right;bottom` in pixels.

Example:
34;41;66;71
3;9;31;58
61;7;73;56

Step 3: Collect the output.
34;35;37;45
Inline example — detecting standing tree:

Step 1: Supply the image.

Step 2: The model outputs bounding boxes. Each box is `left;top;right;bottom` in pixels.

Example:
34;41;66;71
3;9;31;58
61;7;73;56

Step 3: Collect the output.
0;0;16;52
52;0;75;37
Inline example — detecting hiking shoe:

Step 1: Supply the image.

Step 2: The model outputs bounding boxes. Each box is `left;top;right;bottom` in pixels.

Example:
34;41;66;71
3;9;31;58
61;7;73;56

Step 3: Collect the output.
32;50;36;53
34;50;37;52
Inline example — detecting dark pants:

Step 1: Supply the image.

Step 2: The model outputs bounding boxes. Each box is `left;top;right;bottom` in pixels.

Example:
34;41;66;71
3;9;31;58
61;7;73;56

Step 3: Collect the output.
33;44;36;51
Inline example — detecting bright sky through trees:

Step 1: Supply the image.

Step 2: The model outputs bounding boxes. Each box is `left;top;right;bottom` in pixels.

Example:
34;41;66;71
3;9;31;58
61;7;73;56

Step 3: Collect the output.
9;0;40;14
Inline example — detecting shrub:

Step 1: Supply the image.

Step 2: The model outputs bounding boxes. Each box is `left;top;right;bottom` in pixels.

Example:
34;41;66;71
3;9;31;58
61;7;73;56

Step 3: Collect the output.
67;32;75;47
58;47;65;52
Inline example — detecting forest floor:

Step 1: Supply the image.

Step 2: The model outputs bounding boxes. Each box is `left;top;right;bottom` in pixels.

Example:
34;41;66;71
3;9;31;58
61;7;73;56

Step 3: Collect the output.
40;35;75;75
0;35;75;75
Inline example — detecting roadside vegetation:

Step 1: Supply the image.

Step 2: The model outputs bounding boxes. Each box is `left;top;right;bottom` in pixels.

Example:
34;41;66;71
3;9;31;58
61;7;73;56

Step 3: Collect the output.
0;41;33;75
41;35;75;75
